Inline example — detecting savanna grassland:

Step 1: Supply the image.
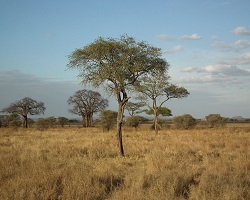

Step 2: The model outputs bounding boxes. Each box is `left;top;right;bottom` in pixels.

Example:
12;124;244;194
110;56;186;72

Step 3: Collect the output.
0;125;250;200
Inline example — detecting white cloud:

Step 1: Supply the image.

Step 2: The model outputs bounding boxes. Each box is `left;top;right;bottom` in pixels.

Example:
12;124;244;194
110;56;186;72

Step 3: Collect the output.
179;34;202;40
200;64;250;76
156;34;175;41
211;35;218;40
233;26;250;36
234;52;250;65
183;63;250;76
212;40;250;52
162;45;183;54
182;67;198;72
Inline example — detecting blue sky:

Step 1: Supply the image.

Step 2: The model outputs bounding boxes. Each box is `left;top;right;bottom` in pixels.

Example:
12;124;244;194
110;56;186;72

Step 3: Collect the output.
1;0;250;118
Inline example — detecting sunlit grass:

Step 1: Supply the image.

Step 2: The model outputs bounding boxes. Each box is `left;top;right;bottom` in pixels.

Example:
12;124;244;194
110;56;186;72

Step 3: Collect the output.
0;125;249;199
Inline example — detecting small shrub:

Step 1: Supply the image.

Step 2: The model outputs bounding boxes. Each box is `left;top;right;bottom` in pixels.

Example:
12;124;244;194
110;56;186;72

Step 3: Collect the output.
4;114;22;128
173;114;197;129
35;118;49;130
99;110;117;131
125;116;148;129
206;114;227;128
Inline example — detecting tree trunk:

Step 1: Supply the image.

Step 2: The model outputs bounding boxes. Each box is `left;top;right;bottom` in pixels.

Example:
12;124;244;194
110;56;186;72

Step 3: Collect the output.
23;115;28;128
117;104;125;156
154;112;159;134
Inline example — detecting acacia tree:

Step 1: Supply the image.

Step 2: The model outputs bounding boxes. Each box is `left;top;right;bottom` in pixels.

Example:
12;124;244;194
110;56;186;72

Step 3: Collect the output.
1;97;46;128
68;89;108;127
136;72;189;134
67;35;167;156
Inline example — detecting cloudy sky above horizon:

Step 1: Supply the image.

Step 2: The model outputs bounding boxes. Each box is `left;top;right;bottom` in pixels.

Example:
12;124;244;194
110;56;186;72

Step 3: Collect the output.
1;0;250;118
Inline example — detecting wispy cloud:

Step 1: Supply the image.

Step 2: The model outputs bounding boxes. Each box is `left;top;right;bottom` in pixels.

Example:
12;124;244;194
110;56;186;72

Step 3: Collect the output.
234;52;250;65
156;34;175;41
162;45;183;54
179;34;202;40
0;70;82;117
233;26;250;36
212;40;250;52
181;63;250;88
156;33;202;41
183;63;250;76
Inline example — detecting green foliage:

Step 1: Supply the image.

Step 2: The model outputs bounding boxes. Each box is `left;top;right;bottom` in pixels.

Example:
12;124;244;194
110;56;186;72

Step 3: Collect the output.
4;114;22;128
146;107;172;117
67;35;168;90
99;110;118;131
206;114;227;128
173;114;197;129
125;116;148;129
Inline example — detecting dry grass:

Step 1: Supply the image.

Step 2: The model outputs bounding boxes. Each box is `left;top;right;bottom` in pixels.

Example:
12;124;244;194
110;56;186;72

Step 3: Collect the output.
0;125;249;200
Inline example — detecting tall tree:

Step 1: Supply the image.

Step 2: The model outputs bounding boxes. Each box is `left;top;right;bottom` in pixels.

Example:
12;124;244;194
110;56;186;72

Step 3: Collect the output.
67;35;168;156
136;72;189;134
1;97;46;128
68;89;108;127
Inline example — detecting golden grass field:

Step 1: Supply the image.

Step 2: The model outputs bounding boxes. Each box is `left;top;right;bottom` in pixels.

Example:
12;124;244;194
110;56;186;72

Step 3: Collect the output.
0;125;250;200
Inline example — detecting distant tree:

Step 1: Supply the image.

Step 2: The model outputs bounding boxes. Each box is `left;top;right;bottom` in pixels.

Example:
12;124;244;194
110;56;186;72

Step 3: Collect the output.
68;90;108;127
125;116;148;129
67;35;168;156
4;114;22;128
125;102;146;116
1;97;46;128
99;110;117;131
35;118;49;130
206;114;227;128
136;72;189;134
46;116;57;128
57;117;69;127
146;107;172;117
173;114;197;129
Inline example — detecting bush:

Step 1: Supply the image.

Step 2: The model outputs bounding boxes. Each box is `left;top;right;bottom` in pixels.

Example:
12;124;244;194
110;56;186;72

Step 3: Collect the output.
4;114;22;128
35;118;49;130
173;114;197;129
125;116;148;129
99;110;117;131
206;114;227;128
